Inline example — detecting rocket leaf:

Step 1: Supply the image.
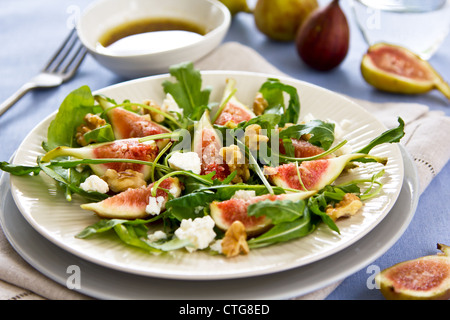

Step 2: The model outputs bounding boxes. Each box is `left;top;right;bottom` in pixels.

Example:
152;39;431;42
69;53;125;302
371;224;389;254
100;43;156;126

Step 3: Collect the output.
247;199;306;224
258;78;300;126
43;85;97;151
279;120;336;151
162;62;212;121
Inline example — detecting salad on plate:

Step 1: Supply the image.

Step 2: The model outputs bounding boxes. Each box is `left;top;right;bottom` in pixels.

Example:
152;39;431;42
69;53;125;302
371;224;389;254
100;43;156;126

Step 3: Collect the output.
1;62;405;258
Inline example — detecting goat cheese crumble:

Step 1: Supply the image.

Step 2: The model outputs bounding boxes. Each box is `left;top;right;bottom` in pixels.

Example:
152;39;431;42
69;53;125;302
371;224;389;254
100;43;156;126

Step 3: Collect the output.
162;93;183;116
174;216;216;252
168;151;201;175
145;196;166;216
232;190;256;200
147;230;167;242
80;175;109;194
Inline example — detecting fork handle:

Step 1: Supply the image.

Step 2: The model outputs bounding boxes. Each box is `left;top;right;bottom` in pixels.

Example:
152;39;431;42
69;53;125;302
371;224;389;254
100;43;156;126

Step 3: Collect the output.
0;82;36;117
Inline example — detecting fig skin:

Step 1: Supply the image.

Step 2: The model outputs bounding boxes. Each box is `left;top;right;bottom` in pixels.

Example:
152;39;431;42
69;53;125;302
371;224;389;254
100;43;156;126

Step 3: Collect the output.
361;43;450;100
295;0;349;71
254;0;318;42
375;244;450;300
219;0;252;16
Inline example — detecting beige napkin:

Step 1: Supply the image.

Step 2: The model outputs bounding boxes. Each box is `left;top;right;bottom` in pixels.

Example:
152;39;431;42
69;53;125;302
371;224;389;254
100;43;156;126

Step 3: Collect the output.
1;42;449;300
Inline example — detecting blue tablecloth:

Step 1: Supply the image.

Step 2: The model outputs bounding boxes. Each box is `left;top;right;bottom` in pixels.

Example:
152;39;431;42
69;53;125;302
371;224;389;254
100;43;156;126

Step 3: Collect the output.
1;0;449;300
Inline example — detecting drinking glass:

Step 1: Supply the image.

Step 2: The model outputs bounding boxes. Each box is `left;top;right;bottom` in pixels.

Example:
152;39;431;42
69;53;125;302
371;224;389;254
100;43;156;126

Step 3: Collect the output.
351;0;450;59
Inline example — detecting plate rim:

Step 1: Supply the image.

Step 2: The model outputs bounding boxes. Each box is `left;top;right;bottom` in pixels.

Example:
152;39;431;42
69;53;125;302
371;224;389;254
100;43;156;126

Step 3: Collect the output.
8;71;405;280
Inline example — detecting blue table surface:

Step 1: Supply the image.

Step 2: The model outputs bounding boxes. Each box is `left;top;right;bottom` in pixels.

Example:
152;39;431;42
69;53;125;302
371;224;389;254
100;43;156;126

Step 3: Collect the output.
0;0;449;300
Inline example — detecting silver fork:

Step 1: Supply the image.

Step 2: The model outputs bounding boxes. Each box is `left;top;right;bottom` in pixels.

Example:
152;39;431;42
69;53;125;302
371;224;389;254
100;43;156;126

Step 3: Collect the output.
0;28;87;116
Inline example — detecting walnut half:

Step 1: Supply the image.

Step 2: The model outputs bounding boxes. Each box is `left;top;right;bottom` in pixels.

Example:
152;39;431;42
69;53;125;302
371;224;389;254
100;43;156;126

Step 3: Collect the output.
326;193;363;221
101;169;147;193
252;92;268;116
244;124;269;151
221;221;250;258
75;113;106;146
143;99;165;123
219;145;250;184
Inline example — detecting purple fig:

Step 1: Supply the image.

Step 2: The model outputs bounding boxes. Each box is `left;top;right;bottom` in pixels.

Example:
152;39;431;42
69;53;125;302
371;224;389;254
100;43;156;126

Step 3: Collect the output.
295;0;349;71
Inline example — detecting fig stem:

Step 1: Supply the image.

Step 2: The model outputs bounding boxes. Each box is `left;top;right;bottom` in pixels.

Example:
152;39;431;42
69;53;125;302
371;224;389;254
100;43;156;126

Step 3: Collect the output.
138;131;184;143
150;142;173;182
48;158;172;172
435;79;450;100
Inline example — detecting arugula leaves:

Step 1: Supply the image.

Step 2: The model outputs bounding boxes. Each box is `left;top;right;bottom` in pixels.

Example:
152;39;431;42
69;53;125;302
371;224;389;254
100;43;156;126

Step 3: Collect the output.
162;62;212;122
0;162;41;176
248;199;306;224
279;120;336;151
258;78;301;126
248;207;318;249
355;117;405;154
43;85;98;151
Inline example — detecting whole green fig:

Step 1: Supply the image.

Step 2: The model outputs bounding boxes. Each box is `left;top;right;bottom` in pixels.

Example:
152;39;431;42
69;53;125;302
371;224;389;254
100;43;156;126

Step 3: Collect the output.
254;0;318;41
219;0;252;16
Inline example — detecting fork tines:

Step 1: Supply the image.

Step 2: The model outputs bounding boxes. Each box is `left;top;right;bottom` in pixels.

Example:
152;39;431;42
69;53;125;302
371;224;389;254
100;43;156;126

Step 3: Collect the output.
43;28;87;77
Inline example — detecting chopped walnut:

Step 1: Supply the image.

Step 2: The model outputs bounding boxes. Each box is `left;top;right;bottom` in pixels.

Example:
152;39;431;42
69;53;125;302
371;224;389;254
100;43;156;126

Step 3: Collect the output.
252;92;268;116
101;169;147;193
245;124;269;151
221;221;250;258
219;145;250;183
326;193;363;221
143;99;165;123
224;120;238;129
75;113;106;146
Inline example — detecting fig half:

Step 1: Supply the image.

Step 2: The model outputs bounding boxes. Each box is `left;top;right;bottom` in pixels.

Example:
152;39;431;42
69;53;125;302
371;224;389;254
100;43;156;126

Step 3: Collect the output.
361;43;450;100
375;244;450;300
213;78;255;126
210;191;316;236
264;153;387;191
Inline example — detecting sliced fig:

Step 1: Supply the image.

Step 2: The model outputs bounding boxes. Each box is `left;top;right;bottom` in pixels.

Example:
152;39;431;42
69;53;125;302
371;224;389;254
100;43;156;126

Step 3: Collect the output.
375;244;450;300
193;111;230;180
81;177;182;219
279;138;332;159
213;78;255;127
97;97;171;148
210;191;315;236
264;153;387;191
108;107;171;149
361;43;450;99
41;138;159;179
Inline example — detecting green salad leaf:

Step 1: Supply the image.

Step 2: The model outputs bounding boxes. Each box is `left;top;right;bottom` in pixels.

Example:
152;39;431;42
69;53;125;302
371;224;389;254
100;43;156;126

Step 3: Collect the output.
0;162;41;176
248;208;318;249
258;78;300;126
355;117;405;155
162;62;212;121
279;120;336;150
248;199;306;224
43;85;97;151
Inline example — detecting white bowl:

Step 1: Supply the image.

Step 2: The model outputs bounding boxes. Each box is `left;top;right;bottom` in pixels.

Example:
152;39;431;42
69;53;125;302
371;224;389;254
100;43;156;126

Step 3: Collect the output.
77;0;231;78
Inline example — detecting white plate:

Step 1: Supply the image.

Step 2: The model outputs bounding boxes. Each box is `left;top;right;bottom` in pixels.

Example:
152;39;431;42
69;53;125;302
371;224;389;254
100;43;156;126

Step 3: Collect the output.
0;146;418;299
9;71;404;280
